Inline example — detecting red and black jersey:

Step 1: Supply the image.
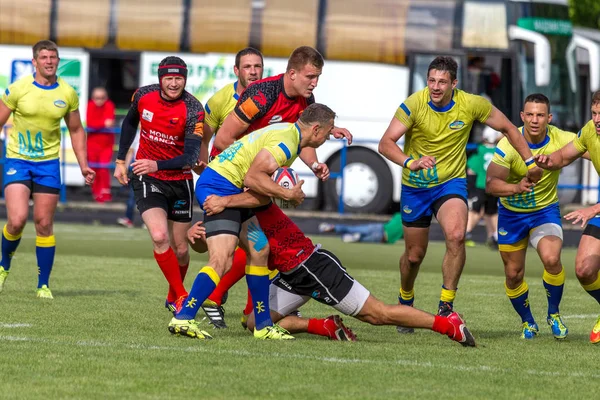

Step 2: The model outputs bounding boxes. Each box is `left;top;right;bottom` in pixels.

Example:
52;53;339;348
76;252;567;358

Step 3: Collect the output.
129;84;204;181
255;203;317;273
210;74;314;158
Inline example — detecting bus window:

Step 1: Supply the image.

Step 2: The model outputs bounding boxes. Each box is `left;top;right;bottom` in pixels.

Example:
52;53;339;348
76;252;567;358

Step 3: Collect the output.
325;0;408;64
57;0;110;48
116;0;183;51
0;0;51;45
261;0;318;57
190;0;251;54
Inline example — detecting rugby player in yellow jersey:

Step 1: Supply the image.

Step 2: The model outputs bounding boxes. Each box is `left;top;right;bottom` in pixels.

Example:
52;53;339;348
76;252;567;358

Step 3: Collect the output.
0;40;95;299
487;93;586;340
168;103;336;340
200;47;264;165
536;90;600;343
199;48;264;327
378;56;542;331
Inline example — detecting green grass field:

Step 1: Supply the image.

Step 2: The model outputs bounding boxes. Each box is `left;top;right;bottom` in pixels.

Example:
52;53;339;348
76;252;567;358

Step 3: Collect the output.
1;222;599;399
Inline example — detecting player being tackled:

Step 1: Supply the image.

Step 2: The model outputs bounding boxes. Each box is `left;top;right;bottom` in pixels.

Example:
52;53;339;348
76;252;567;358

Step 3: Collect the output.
196;195;476;347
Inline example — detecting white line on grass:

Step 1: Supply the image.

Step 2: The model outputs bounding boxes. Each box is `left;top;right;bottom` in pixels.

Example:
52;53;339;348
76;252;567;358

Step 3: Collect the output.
564;314;599;319
2;335;599;380
0;323;32;328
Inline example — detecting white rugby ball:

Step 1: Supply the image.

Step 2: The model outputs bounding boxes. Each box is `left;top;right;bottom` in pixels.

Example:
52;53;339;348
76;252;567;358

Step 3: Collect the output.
271;167;299;209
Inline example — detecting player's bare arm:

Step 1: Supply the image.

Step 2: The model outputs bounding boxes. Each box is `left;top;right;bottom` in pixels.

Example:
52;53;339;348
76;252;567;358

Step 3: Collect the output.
331;126;353;144
564;204;600;228
213;112;249;151
378;118;435;170
486;162;533;197
0;99;12;126
485;106;542;183
535;142;585;171
244;149;305;205
64;109;95;186
197;122;215;168
298;147;330;181
203;192;271;216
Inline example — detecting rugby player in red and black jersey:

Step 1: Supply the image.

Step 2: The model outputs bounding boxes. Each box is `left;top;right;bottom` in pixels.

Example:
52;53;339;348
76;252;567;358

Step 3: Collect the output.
199;47;353;328
114;56;204;311
190;194;476;346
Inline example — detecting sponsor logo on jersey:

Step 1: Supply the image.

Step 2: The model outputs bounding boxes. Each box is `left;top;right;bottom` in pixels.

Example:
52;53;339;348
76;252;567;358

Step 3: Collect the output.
173;199;187;209
142;109;154;122
169;117;179;125
449;121;465;130
147;129;177;145
498;228;508;236
269;115;283;124
403;205;412;214
54;100;67;108
6;168;17;175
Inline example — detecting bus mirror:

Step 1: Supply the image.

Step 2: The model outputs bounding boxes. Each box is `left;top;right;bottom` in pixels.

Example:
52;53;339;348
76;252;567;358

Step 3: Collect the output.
508;25;551;87
572;34;600;92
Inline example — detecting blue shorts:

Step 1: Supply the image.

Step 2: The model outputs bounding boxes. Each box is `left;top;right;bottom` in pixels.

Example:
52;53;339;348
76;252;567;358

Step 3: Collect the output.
195;167;243;209
400;178;467;227
4;158;61;194
497;203;562;250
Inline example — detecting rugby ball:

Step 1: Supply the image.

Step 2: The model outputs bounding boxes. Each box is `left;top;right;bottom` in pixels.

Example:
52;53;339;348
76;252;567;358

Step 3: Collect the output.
271;167;299;209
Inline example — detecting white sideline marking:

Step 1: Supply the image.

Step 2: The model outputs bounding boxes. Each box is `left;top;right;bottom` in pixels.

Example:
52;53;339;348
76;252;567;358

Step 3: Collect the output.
2;335;599;379
565;314;598;319
0;323;32;328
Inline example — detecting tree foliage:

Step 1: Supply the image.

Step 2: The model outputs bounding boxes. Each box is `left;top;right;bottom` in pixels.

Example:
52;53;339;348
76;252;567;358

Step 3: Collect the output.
569;0;600;29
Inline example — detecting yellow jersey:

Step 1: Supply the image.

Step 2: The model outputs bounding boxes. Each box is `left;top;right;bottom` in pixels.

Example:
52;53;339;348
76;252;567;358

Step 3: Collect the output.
204;82;239;131
209;122;301;188
2;74;78;161
492;125;575;212
573;120;600;174
395;88;492;188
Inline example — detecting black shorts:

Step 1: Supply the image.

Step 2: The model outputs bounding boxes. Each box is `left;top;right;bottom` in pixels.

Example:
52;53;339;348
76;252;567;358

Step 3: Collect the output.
583;223;600;240
130;172;194;223
203;207;255;238
469;188;498;215
271;248;370;316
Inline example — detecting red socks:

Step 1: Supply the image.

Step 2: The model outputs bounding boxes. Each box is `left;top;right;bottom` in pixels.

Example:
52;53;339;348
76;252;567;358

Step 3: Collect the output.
307;318;330;337
154;248;187;300
167;262;189;303
207;247;247;305
432;315;451;335
243;289;253;316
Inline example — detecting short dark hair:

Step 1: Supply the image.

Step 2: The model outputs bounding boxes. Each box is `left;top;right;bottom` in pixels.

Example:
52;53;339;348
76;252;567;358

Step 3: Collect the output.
32;40;59;59
235;47;263;69
592;90;600;107
427;56;458;81
299;103;336;125
287;46;324;72
523;93;551;113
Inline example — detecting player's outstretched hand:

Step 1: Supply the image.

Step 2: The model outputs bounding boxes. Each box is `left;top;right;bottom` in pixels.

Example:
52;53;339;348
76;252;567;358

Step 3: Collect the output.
409;156;436;171
515;177;534;194
82;166;96;186
286;179;306;206
534;154;554;170
564;206;599;228
187;221;208;253
331;127;353;145
132;159;158;176
203;194;227;216
526;165;543;183
114;162;129;185
312;162;330;181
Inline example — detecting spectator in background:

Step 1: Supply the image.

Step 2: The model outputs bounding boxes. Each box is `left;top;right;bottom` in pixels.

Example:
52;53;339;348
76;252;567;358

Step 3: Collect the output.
465;126;501;249
87;87;116;202
318;213;404;244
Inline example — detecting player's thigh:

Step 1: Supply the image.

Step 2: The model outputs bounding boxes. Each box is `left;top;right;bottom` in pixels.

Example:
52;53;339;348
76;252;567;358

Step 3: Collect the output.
3;182;31;227
239;214;269;261
269;277;311;317
436;198;468;240
534;231;563;269
32;192;59;227
576;226;600;277
141;207;170;244
402;225;430;259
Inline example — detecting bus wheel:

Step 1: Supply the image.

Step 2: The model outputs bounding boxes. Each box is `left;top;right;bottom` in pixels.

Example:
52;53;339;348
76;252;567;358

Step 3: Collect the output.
323;148;393;214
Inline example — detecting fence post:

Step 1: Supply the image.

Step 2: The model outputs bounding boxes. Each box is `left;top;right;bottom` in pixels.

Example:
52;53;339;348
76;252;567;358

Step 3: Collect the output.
337;140;346;214
60;127;67;203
